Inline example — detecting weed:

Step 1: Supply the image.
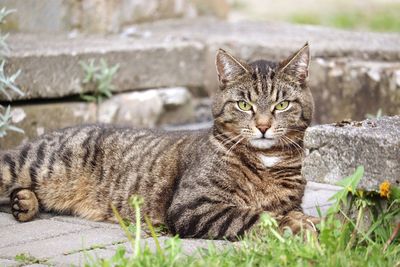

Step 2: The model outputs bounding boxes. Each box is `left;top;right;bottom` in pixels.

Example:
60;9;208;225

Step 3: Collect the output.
0;8;24;138
15;253;48;265
79;59;119;104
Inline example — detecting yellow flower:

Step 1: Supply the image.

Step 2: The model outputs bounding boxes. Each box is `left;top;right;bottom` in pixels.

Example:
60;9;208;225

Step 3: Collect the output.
379;181;391;198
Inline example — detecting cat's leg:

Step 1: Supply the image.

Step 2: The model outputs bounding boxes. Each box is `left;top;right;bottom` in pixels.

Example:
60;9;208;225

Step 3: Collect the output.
278;210;320;234
10;188;39;222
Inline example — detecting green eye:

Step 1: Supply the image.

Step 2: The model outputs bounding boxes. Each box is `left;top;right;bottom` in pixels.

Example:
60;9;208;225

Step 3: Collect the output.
238;101;252;111
275;101;290;111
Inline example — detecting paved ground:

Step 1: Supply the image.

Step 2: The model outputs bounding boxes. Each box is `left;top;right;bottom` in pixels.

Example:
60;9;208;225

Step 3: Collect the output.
0;181;341;266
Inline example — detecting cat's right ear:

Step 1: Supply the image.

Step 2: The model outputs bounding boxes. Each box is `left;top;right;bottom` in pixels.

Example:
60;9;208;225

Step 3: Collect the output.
215;49;250;87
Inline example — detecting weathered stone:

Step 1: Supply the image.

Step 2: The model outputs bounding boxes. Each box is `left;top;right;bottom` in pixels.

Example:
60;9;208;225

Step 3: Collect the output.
302;182;341;217
310;58;400;123
0;102;96;150
1;0;228;34
302;116;400;191
0;228;126;258
0;220;91;249
3;35;205;101
0;88;200;149
98;87;194;127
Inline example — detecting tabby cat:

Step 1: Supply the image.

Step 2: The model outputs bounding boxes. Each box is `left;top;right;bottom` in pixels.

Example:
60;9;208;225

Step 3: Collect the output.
0;43;319;240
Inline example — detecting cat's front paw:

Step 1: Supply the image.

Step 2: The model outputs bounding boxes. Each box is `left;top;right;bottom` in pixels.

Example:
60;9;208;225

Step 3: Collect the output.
280;211;321;234
10;188;39;222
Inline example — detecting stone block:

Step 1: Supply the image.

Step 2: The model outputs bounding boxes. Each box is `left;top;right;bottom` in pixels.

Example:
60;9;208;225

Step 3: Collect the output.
302;116;400;191
310;58;400;123
0;228;126;258
0;102;96;150
98;87;195;127
0;220;91;249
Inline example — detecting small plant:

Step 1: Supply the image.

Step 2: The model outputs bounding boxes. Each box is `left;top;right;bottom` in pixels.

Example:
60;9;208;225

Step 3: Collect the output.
79;58;119;104
15;253;48;265
0;7;24;138
366;108;383;119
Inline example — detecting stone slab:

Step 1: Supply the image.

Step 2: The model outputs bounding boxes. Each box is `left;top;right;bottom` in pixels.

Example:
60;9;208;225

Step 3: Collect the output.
4;35;205;101
0;220;91;249
0;228;126;259
134;18;400;61
49;248;117;266
302;116;400;190
51;215;121;229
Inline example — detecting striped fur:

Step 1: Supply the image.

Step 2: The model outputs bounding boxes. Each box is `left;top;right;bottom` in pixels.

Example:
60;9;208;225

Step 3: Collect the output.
0;43;318;240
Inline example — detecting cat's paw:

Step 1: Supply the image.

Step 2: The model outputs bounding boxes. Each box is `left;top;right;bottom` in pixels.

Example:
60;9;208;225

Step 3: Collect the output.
10;189;39;222
281;211;321;234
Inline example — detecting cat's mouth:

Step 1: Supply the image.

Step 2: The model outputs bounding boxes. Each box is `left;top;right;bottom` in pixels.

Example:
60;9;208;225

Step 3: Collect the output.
249;137;277;149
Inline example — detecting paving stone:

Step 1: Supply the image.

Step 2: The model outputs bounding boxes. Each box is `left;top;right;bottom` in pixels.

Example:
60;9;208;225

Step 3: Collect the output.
0;212;19;227
0;258;19;266
0;228;126;259
49;249;117;266
0;220;91;249
110;236;230;256
302;116;400;191
51;215;121;229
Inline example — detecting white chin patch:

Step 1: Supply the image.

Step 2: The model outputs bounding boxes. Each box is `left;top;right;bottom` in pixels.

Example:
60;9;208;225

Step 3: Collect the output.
249;138;276;149
259;155;281;168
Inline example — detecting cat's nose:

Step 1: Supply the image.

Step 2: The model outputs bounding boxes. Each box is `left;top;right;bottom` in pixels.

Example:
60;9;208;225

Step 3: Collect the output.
257;125;270;135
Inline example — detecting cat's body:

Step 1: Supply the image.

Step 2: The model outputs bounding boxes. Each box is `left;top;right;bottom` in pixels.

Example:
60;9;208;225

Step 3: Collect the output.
0;44;319;240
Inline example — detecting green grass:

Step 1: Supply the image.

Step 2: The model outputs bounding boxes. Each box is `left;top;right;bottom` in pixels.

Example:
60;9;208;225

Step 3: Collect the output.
85;167;400;267
289;5;400;32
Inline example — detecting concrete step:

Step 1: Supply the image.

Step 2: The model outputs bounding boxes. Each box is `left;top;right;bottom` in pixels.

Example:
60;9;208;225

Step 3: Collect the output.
4;18;400;124
302;115;400;191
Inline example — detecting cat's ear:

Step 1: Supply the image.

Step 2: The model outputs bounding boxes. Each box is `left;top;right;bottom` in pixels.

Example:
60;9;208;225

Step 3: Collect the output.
215;49;251;86
278;42;310;85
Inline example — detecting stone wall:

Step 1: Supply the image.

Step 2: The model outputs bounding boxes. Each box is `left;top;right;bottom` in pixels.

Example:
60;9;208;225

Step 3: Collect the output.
1;19;399;151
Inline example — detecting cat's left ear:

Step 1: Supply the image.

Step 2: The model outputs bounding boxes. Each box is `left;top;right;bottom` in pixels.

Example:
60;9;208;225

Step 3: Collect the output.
278;42;310;85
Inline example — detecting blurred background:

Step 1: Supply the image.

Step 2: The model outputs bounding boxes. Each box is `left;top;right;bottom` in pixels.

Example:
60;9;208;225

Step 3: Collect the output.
0;0;399;149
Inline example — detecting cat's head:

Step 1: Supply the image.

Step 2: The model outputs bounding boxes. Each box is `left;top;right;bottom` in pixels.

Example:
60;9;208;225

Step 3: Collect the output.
212;43;314;150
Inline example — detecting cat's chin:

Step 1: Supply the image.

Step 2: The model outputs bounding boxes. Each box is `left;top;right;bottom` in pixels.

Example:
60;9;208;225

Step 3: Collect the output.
249;138;276;149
